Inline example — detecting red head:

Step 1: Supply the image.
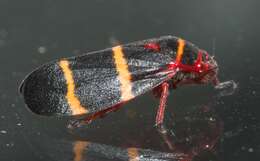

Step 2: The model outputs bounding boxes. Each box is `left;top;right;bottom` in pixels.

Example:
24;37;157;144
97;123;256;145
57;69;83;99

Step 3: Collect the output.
169;39;219;86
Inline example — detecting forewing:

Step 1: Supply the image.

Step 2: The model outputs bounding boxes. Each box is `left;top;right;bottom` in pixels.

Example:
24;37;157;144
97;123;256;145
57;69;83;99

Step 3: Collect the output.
20;37;175;116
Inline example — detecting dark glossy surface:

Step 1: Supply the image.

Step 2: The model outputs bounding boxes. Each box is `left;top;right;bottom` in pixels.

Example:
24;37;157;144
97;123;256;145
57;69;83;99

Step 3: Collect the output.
0;0;259;161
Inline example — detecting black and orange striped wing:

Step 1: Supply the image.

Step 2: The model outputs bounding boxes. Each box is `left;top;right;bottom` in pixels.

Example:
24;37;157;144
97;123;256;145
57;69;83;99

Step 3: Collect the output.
20;36;179;116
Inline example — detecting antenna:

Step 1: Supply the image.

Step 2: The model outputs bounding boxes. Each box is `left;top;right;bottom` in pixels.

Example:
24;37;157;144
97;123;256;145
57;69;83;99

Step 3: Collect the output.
212;37;216;56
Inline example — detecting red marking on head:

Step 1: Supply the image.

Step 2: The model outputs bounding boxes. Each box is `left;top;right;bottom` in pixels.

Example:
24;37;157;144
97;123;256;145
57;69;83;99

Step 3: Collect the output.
144;43;160;52
191;50;210;73
168;50;204;73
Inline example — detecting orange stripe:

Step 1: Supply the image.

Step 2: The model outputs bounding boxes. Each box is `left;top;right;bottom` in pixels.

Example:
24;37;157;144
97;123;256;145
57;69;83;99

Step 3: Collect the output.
127;148;139;161
73;141;89;161
59;60;88;115
112;46;134;101
176;39;185;63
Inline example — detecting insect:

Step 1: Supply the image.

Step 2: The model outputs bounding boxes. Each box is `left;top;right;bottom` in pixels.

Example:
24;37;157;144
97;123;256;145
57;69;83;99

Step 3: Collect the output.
19;35;219;128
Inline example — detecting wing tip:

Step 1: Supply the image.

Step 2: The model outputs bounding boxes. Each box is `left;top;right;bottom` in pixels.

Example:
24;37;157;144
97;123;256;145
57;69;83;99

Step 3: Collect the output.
19;63;69;116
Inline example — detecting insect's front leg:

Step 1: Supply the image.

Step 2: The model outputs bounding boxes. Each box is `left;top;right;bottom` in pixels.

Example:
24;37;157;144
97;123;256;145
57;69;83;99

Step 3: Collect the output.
212;77;220;86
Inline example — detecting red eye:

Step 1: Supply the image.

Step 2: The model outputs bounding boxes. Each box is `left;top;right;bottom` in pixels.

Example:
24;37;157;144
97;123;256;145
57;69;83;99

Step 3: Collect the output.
144;43;160;52
202;51;209;61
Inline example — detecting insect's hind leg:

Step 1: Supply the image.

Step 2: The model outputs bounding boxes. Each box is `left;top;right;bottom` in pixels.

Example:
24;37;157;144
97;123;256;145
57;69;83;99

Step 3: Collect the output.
155;82;169;128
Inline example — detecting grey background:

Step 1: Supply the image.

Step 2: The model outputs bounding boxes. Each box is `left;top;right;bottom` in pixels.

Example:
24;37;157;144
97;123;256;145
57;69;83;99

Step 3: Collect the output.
0;0;259;161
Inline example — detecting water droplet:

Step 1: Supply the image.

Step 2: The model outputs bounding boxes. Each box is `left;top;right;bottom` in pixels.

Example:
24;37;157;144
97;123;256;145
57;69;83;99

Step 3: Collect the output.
17;123;22;126
0;130;7;134
248;148;254;152
38;46;47;54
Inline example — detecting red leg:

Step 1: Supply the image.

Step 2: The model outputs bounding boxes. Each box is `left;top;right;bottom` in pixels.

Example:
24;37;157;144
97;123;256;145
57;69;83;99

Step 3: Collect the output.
155;82;169;126
154;87;177;151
